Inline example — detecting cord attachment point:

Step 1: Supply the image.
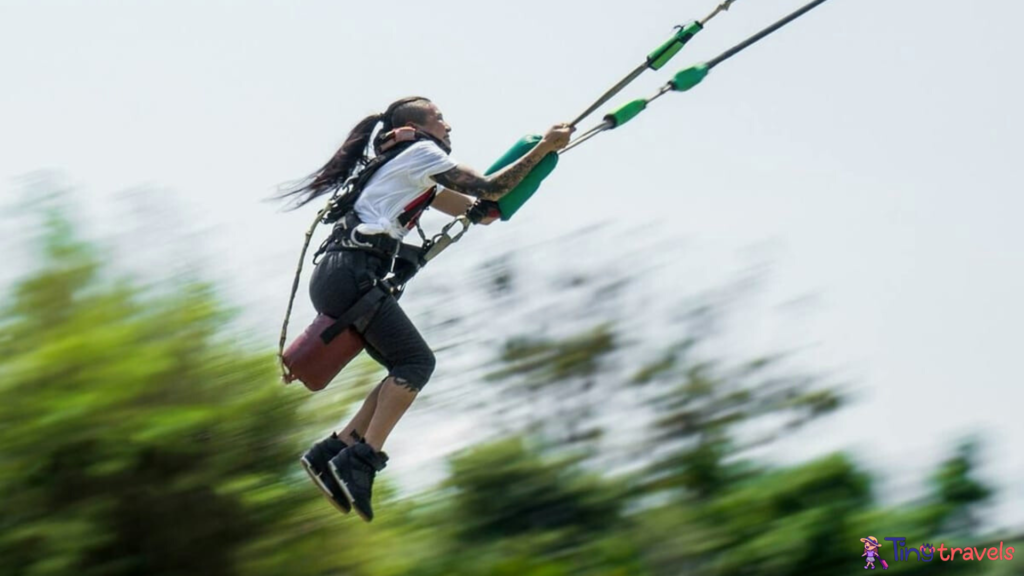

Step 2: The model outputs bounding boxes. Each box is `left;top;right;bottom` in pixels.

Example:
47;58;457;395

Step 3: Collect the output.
670;64;710;92
648;21;703;71
422;215;471;263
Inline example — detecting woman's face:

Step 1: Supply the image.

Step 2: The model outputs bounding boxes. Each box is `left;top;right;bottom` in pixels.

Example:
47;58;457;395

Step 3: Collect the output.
416;103;452;148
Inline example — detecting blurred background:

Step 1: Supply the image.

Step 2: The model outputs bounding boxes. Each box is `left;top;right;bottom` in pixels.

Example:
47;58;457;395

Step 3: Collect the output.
2;1;1023;575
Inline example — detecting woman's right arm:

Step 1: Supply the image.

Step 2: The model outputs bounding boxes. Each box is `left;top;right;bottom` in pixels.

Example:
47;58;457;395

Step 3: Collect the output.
431;123;573;201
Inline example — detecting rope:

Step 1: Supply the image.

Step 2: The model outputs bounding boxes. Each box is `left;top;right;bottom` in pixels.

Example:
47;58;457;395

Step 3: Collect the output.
707;0;831;70
561;84;672;155
561;120;613;154
700;0;738;26
278;203;331;381
561;0;835;155
568;0;742;129
570;65;646;129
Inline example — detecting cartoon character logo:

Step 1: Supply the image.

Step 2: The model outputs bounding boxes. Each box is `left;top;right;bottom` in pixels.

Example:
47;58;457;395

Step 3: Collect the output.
861;536;888;570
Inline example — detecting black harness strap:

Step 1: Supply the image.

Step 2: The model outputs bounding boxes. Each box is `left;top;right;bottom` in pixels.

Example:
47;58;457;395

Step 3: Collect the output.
315;212;424;267
318;282;388;344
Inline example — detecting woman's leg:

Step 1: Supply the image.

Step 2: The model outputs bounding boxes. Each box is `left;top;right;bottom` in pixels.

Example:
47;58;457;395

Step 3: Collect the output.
356;296;436;451
335;380;382;444
363;377;419;451
333;337;396;442
309;251;393;444
328;295;434;521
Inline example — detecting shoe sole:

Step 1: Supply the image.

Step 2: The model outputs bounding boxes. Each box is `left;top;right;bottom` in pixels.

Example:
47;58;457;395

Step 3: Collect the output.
329;460;372;523
300;456;350;515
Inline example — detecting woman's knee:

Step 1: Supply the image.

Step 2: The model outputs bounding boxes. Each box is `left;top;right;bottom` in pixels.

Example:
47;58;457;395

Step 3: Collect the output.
392;348;435;391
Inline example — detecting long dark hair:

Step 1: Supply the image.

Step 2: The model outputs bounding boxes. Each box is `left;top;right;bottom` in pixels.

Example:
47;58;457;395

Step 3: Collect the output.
278;96;433;209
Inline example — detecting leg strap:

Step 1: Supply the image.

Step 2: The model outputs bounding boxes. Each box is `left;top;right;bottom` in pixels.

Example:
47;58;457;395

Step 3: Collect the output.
318;284;388;344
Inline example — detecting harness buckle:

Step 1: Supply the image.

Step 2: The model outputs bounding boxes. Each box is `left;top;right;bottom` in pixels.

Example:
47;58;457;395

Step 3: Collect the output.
422;215;471;263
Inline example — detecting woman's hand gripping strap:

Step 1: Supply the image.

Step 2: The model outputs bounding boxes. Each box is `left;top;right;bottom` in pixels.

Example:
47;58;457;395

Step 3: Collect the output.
484;135;560;221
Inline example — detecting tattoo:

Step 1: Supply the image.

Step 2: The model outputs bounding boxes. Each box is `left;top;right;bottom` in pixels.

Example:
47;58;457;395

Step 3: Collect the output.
433;153;545;201
390;376;421;393
432;166;493;197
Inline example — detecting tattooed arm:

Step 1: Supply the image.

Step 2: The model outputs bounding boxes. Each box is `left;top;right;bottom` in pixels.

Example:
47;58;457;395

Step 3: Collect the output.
431;123;573;201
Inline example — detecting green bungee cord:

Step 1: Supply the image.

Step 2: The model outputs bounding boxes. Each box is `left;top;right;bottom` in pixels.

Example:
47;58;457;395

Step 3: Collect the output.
488;0;751;221
421;0;839;266
568;0;740;129
561;0;836;154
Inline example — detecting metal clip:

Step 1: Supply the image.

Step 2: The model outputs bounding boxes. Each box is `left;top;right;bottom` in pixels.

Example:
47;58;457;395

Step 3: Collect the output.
422;215;471;263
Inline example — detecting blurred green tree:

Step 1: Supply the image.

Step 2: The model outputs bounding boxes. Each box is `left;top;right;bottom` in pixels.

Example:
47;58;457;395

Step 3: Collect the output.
446;438;621;544
3;190;1015;576
395;437;645;576
0;194;381;576
635;347;843;500
931;437;992;537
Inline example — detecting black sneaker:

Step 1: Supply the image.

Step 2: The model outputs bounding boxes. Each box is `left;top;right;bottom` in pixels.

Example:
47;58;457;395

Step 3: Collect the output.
300;434;351;514
329;442;388;522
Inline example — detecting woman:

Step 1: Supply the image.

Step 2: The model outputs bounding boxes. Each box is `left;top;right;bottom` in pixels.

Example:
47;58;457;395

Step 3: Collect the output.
281;96;573;522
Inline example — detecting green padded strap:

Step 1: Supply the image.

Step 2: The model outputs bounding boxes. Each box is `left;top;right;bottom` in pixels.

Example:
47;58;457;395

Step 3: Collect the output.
670;64;709;92
647;21;703;70
485;135;560;221
604;99;648;128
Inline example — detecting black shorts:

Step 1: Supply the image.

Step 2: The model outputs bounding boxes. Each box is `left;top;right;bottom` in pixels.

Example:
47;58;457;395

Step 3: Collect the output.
308;250;435;390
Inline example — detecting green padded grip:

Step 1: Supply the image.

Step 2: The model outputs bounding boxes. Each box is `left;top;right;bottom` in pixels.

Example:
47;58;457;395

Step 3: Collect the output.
485;135;559;221
670;63;709;92
604;98;648;128
647;21;703;71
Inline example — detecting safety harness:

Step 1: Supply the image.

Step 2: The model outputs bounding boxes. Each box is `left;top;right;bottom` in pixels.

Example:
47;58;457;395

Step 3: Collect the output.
278;127;495;381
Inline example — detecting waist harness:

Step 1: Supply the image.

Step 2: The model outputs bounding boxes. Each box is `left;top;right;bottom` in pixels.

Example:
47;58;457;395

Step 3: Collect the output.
287;130;449;352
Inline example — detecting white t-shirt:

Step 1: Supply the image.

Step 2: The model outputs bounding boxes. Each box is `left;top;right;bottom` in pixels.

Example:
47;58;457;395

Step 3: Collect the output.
353;140;458;239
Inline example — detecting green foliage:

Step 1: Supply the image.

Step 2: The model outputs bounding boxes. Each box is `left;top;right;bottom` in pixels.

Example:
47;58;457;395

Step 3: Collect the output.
487;323;618;388
446;438;622;545
931;438;992;536
0;198;400;576
1;202;298;576
482;323;618;451
639;348;844;500
704;455;870;575
1;191;1014;576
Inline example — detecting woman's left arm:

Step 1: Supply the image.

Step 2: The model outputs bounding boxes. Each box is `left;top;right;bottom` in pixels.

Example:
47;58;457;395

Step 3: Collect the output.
431;189;497;224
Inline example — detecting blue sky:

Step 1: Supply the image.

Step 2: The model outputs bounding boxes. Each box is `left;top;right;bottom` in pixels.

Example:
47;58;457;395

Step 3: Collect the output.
3;0;1022;530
